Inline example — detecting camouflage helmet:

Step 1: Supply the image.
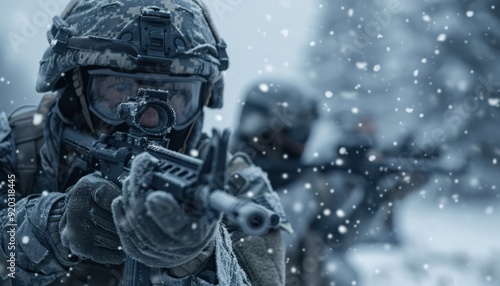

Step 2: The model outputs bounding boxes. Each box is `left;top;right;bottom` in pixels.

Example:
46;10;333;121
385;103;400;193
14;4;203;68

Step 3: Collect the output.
36;0;228;109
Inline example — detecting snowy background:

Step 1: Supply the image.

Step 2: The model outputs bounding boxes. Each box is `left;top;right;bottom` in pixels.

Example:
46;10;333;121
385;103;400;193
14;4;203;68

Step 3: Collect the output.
1;1;499;285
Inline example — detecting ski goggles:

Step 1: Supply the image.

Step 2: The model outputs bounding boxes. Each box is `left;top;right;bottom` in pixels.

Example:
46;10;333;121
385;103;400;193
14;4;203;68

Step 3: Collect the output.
87;69;206;130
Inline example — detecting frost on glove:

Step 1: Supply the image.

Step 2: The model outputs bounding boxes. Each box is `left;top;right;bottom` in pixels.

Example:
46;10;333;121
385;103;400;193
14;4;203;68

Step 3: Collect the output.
112;152;219;268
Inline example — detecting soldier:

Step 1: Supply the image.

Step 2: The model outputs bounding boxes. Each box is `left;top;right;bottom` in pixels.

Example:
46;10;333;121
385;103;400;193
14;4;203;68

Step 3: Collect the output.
230;79;359;286
230;78;319;190
0;0;287;285
231;80;434;286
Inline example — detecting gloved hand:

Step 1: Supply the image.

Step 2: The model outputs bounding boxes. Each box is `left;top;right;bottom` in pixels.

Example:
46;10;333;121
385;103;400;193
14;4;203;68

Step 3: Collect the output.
57;173;125;264
225;152;288;286
112;152;219;268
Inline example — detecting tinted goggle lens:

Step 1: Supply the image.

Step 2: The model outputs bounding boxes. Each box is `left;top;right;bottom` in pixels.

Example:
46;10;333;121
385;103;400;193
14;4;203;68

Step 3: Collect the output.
87;71;205;130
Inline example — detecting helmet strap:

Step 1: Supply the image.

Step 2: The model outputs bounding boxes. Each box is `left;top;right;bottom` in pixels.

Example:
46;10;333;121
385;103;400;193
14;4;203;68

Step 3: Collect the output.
179;120;197;154
72;68;95;133
203;82;213;107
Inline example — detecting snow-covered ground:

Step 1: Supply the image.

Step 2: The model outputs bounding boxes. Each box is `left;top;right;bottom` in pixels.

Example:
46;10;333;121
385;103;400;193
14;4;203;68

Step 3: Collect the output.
349;194;500;286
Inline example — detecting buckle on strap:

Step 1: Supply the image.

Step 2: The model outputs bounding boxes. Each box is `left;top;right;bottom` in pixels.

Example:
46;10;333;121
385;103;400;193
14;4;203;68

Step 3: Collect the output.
217;39;229;71
47;16;71;54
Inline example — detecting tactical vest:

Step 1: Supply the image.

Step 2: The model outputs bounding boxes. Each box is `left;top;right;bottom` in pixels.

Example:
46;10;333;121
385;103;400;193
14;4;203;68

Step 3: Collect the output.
8;94;56;196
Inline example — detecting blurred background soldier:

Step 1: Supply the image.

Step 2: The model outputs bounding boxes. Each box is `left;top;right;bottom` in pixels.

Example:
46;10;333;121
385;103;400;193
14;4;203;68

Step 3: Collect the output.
230;78;319;189
231;79;362;286
231;79;445;285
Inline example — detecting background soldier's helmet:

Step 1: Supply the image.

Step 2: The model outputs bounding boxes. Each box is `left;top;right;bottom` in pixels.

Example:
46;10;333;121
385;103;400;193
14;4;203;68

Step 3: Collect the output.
36;0;228;124
232;79;318;159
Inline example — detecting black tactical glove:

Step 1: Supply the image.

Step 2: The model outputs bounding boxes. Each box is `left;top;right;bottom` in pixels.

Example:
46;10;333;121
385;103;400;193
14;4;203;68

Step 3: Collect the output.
56;173;125;264
112;152;219;268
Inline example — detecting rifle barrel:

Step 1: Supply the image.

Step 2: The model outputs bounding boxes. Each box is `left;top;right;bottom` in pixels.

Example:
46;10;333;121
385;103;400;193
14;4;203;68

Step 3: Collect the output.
209;190;280;236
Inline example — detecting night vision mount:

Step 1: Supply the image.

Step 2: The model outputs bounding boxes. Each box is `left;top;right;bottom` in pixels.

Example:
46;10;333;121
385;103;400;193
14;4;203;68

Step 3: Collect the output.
48;6;229;71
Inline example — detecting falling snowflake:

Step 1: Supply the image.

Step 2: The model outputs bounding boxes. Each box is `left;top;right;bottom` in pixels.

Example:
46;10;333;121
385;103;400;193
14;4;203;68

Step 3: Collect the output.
259;83;269;93
22;236;30;244
437;33;447;42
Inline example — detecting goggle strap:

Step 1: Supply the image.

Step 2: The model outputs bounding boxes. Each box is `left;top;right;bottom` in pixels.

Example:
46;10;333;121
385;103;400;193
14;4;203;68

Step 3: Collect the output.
203;82;212;107
180;115;197;154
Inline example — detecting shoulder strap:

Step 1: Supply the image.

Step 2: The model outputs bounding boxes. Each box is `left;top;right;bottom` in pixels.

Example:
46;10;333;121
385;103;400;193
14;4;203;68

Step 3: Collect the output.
9;94;56;196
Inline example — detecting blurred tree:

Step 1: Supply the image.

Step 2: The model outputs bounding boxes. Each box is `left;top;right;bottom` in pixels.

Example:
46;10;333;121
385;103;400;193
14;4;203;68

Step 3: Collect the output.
306;0;500;195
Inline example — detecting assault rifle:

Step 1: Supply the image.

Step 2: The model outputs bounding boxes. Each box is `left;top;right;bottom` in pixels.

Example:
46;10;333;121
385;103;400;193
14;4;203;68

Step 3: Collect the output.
304;140;468;245
61;89;280;285
62;127;279;235
265;144;466;185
